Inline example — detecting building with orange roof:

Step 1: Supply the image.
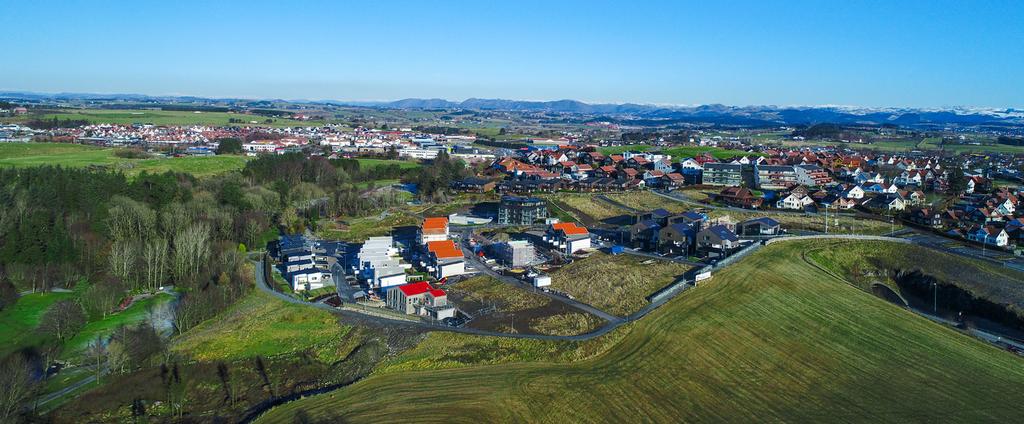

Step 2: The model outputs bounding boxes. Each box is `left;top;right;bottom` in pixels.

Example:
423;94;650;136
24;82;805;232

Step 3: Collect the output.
544;222;591;254
419;216;449;245
424;240;466;279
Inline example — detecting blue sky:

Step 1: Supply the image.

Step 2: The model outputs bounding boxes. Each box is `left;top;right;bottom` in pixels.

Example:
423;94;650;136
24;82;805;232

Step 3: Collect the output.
2;0;1022;108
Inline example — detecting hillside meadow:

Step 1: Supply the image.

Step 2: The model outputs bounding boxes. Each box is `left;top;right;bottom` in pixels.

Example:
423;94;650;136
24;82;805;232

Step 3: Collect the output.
256;240;1024;423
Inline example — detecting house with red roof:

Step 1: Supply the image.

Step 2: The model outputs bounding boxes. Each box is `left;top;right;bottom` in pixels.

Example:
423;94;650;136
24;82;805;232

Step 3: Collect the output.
386;281;456;320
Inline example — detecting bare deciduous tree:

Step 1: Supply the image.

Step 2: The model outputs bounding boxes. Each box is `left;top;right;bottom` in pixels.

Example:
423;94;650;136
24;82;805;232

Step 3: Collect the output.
0;355;35;422
37;300;86;343
108;239;139;289
143;238;169;292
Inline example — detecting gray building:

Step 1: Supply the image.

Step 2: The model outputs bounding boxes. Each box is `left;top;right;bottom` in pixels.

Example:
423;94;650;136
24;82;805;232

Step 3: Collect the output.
703;163;747;187
498;195;548;225
496;240;536;267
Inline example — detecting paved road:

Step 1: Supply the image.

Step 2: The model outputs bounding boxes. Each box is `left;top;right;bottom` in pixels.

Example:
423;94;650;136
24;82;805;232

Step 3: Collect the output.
36;365;103;407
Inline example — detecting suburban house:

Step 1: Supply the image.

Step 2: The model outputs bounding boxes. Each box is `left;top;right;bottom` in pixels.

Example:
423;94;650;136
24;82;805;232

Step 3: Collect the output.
425;240;466;279
967;225;1009;247
544;222;592;254
863;193;906;211
630;219;662;250
735;217;781;237
386;281;456;320
717;187;763;208
659;223;696;255
697;224;741;257
419;217;449;245
908;208;944;229
777;192;814;210
450;177;496;193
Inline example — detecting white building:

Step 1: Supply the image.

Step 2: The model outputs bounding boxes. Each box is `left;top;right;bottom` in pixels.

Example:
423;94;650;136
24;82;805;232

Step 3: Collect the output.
356;237;409;289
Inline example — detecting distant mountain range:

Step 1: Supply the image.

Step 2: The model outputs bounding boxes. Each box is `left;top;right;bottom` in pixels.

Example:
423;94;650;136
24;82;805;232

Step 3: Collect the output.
348;98;1024;127
3;91;1022;127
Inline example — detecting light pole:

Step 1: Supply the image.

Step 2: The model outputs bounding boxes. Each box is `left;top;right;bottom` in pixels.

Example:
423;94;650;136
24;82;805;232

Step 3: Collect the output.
933;281;938;314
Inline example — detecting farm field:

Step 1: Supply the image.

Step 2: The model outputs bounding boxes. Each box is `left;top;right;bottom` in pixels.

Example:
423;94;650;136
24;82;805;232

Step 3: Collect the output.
0;142;248;177
549;252;691;316
445;276;602;335
257;240;1024;423
2;108;328;127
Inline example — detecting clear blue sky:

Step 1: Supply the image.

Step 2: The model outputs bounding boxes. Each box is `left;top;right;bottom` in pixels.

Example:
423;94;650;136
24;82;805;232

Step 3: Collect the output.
2;0;1022;108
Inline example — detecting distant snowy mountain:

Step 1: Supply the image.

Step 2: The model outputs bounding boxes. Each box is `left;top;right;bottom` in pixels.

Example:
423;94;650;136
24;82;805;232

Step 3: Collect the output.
1;91;1021;127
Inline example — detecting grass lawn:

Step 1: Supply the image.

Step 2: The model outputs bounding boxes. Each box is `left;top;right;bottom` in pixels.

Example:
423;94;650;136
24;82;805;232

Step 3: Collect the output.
550;252;691;316
0;142;248;177
257;240;1024;423
171;289;353;362
3;109;327;127
0;291;76;357
355;158;421;169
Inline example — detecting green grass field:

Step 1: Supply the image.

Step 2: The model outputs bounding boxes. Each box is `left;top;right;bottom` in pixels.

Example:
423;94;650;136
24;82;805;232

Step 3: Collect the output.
0;142;248;177
355;158;421;169
2;108;327;127
0;291;76;357
170;289;353;362
257;240;1024;423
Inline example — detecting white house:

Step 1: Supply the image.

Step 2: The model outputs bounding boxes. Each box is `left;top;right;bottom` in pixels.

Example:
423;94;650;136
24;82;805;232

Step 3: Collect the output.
777;192;814;210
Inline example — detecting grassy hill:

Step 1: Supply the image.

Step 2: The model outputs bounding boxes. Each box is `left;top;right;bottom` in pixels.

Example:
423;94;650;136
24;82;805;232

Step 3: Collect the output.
256;240;1024;423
